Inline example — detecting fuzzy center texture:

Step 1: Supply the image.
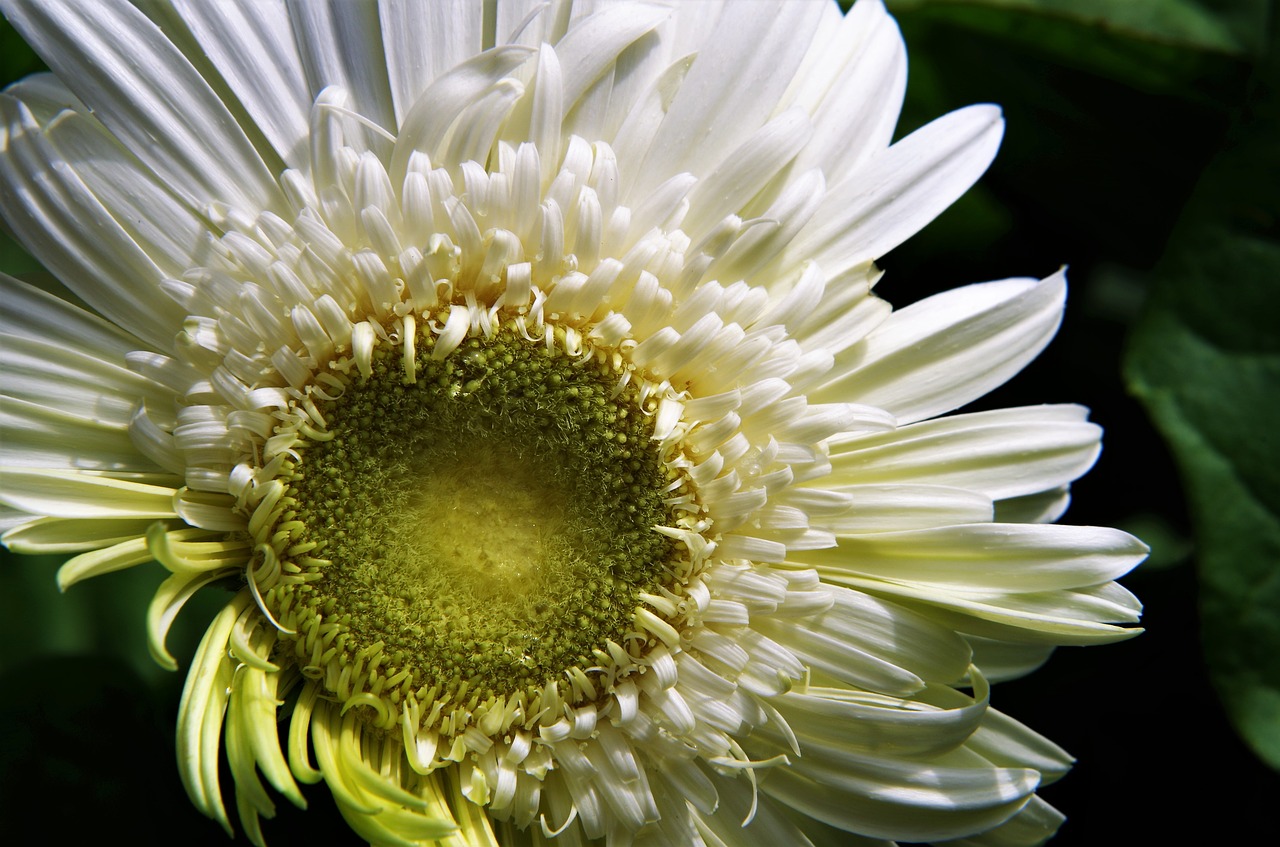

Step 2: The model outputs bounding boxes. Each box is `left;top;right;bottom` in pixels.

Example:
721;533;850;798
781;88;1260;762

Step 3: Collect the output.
273;327;679;706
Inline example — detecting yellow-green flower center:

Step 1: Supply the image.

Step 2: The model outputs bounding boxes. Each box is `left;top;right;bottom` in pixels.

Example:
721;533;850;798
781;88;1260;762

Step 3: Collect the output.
261;324;687;731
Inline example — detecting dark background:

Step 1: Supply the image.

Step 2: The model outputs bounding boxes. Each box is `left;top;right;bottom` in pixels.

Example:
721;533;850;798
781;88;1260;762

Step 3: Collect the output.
2;2;1278;844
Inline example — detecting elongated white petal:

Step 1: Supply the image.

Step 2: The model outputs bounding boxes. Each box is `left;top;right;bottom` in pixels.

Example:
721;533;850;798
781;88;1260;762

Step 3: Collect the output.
780;104;1004;277
814;271;1067;424
378;0;485;126
0;98;187;349
823;484;994;532
3;0;282;213
775;677;989;760
2;333;171;425
41;109;208;276
0;396;151;472
0;275;142;357
755;587;972;695
170;0;311;170
2;516;165;554
0;468;178;519
553;3;672;119
287;0;395;140
835;575;1143;645
684;108;814;241
754;740;1038;843
624;0;826;200
787;0;907;182
965;636;1056;683
944;794;1065;847
830;403;1101;499
389;46;533;187
802;523;1148;593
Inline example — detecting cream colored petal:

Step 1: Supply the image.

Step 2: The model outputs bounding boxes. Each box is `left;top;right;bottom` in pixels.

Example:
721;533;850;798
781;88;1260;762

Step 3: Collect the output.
2;333;172;426
170;0;311;169
941;794;1065;847
177;591;251;837
41;107;209;277
801;523;1147;593
994;488;1073;524
287;0;395;140
775;676;989;761
822;484;994;533
830;404;1100;501
0;397;152;473
4;0;283;213
0;468;179;519
2;515;164;554
835;575;1142;646
965;636;1056;684
786;0;907;183
754;586;972;695
0;274;143;359
378;0;485;126
0;99;187;350
752;737;1038;844
812;272;1066;425
622;0;826;199
777;104;1003;279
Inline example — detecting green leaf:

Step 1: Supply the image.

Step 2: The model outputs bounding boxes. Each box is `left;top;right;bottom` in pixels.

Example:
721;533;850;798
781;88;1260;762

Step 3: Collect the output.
887;0;1269;57
886;0;1259;115
1125;32;1280;770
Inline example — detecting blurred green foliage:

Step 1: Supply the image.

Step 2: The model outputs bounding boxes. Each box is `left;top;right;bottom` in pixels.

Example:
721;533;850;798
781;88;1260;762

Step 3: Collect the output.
1126;25;1280;771
3;3;1279;844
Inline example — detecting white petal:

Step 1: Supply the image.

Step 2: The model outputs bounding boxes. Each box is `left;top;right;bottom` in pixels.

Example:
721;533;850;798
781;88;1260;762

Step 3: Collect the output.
287;0;395;137
3;0;283;212
2;515;163;554
780;104;1004;277
802;523;1148;593
623;0;826;199
754;587;972;695
42;108;208;276
0;397;151;472
378;0;486;126
0;468;178;519
944;794;1065;847
554;2;672;116
170;0;311;170
830;403;1101;499
2;72;85;122
0;98;188;349
813;271;1067;424
790;273;891;360
824;484;994;533
0;275;144;359
683;108;814;241
389;46;533;187
967;706;1073;785
2;333;170;423
695;769;836;847
775;679;988;760
965;636;1056;684
754;740;1038;843
786;0;907;182
994;487;1073;524
834;575;1143;645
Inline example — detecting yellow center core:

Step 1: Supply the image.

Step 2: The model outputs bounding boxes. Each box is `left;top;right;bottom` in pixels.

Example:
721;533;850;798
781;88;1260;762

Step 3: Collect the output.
408;447;567;597
263;326;687;720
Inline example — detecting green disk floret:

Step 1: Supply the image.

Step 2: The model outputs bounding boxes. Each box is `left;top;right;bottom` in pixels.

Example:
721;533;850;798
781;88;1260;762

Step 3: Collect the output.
264;323;686;730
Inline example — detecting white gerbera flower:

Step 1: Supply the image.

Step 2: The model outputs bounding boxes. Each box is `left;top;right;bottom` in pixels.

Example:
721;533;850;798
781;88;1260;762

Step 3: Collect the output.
0;1;1145;845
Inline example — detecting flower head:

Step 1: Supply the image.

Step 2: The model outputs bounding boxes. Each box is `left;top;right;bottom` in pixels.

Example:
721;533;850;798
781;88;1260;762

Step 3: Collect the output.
0;1;1145;845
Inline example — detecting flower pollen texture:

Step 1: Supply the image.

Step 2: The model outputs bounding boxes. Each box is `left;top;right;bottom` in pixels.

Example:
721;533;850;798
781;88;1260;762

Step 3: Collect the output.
0;1;1147;846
